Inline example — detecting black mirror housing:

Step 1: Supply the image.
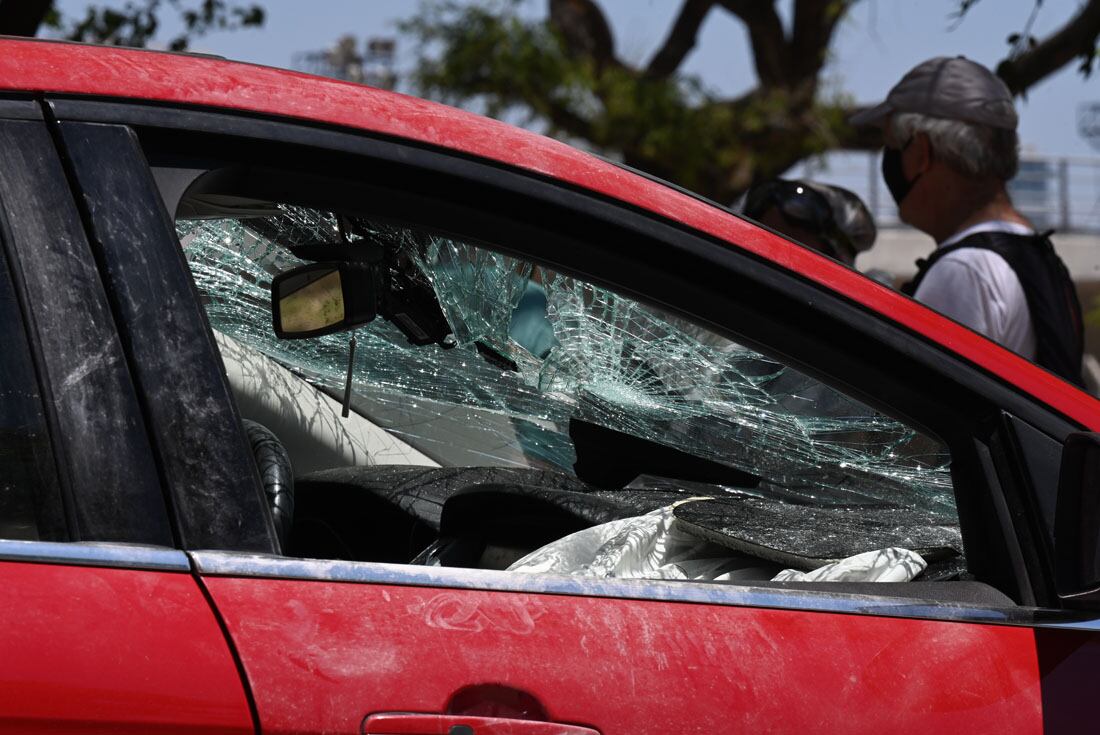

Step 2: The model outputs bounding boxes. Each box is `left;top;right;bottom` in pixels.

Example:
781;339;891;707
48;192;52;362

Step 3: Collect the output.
1055;431;1100;601
271;250;455;348
271;262;378;339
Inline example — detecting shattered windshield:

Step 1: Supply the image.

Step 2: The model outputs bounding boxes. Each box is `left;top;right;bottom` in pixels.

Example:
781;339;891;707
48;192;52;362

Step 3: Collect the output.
177;204;956;523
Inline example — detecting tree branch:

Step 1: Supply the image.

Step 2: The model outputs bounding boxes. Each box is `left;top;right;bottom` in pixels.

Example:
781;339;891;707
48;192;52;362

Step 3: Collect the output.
0;0;54;36
645;0;716;78
716;0;788;86
548;0;621;70
996;0;1100;95
788;0;853;83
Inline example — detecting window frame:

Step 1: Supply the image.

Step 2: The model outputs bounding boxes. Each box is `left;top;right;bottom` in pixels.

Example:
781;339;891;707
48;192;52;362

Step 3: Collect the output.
180;199;958;521
46;95;1082;608
54;119;277;555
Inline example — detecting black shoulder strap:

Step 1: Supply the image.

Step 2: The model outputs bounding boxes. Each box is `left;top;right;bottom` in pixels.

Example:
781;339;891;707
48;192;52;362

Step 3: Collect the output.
904;230;1084;386
901;240;974;296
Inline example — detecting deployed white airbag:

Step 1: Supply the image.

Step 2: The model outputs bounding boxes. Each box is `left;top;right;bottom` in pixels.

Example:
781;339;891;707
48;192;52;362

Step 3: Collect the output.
771;547;926;583
507;501;927;584
508;501;778;582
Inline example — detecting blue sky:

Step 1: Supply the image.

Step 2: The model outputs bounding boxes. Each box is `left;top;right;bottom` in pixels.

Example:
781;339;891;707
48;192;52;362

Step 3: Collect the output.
54;0;1100;157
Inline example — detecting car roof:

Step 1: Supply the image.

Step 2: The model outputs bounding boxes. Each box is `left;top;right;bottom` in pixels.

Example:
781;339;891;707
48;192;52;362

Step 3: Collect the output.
1;37;1096;428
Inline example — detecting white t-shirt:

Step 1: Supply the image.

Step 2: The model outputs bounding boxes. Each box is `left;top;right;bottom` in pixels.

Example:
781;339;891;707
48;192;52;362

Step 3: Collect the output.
913;221;1037;359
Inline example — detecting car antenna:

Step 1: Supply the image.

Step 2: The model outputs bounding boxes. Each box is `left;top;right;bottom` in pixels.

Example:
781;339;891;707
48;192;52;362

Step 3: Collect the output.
341;331;357;419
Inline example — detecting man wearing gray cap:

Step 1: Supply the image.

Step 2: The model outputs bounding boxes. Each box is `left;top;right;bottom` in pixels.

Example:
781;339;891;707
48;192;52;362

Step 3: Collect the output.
852;56;1084;386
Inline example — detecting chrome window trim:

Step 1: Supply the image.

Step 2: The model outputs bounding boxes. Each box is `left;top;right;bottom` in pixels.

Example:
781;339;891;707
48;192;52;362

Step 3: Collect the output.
1038;618;1100;631
0;539;190;572
190;550;1100;630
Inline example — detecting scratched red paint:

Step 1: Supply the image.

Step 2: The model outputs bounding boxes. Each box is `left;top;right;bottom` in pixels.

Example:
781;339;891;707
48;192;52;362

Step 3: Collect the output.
204;576;1043;735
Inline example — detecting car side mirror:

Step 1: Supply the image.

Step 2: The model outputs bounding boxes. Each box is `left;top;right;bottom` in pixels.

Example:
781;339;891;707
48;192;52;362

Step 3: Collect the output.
271;262;377;339
1055;431;1100;602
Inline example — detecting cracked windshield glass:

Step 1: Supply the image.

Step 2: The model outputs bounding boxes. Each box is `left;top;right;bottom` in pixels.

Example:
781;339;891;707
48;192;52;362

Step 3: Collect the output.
177;203;959;567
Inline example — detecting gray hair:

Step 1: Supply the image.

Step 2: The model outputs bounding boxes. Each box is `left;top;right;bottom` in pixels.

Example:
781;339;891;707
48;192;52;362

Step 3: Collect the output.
890;111;1019;181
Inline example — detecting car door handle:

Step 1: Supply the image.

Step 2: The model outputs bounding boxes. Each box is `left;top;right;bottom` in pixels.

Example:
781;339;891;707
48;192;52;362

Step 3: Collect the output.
363;713;600;735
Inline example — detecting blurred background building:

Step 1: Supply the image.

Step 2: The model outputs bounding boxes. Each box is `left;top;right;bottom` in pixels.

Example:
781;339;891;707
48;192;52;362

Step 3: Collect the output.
293;35;397;90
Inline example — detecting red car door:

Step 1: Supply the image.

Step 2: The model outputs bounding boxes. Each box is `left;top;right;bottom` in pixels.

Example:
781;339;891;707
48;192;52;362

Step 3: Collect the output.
194;554;1046;734
0;113;253;733
52;100;1100;735
0;549;253;734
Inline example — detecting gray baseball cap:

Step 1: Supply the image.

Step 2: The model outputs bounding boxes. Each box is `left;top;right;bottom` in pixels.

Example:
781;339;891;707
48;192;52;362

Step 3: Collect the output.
850;56;1017;130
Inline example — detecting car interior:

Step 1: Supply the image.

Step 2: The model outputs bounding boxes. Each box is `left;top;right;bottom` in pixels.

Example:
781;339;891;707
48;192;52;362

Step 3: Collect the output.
161;161;1019;608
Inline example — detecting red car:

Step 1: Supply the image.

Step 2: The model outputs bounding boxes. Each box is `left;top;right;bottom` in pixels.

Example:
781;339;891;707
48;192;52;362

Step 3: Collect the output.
1;37;1099;734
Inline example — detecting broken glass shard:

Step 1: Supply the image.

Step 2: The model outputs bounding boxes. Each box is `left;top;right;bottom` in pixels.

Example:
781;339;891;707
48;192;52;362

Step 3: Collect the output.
177;205;957;528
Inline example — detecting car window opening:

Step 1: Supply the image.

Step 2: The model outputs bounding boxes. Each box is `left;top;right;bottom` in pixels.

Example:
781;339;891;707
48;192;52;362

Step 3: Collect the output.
177;200;969;590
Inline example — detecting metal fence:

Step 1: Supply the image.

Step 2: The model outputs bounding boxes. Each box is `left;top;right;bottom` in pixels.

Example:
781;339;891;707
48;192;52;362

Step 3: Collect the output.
789;152;1100;233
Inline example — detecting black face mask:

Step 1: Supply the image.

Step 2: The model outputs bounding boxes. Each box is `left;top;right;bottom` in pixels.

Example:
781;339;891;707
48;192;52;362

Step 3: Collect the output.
882;139;920;206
